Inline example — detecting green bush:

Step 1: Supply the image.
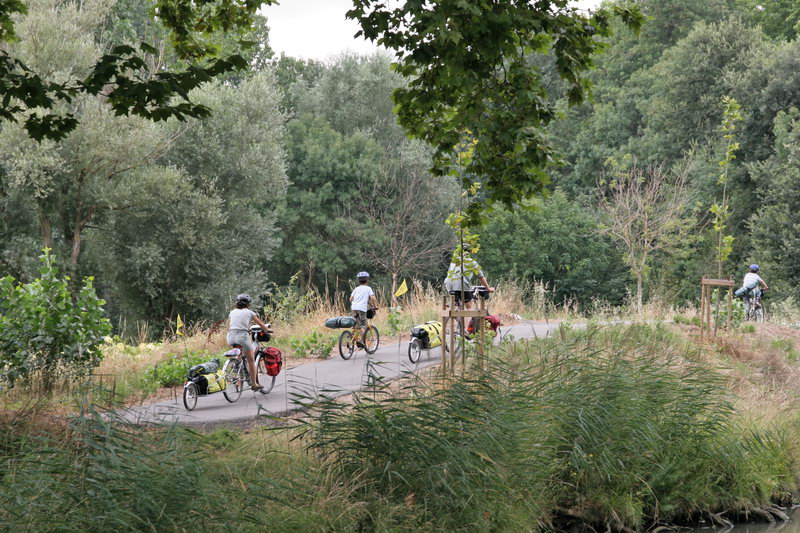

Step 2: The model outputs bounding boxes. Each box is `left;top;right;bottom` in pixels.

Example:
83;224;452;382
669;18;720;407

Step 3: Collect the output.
142;350;210;389
0;250;111;388
289;330;336;358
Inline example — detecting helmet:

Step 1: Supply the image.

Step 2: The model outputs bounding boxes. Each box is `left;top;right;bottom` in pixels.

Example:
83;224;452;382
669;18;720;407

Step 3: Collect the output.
236;293;252;305
749;264;760;272
356;271;370;279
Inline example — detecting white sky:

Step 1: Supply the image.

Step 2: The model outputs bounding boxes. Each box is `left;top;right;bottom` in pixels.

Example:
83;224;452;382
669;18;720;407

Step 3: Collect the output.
262;0;605;61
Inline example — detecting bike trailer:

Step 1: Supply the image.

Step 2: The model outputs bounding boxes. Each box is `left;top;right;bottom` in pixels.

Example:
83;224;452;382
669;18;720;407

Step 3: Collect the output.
325;316;357;329
263;347;283;376
187;366;226;395
410;321;443;349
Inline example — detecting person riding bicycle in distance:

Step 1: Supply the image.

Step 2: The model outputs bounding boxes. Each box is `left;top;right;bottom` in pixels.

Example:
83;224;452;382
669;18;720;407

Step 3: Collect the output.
227;293;271;391
350;272;377;347
443;243;494;311
736;264;769;299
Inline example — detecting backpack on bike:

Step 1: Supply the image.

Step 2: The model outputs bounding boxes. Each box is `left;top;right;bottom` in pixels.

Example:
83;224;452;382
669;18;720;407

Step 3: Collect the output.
263;347;283;376
324;316;357;329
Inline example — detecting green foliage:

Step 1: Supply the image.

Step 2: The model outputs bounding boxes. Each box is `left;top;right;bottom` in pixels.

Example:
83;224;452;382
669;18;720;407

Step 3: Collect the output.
750;109;800;303
0;408;239;531
771;338;799;362
740;323;756;333
710;288;745;327
481;190;630;306
0;250;111;388
142;350;209;389
289;331;336;359
303;324;797;530
348;0;643;223
0;0;275;142
711;96;742;276
386;306;403;335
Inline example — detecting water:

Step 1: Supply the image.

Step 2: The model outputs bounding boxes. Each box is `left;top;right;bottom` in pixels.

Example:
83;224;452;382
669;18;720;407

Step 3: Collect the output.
697;508;800;533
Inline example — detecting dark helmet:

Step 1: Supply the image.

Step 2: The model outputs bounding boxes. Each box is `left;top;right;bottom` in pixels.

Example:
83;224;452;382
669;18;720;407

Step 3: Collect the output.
749;264;760;272
236;293;252;305
356;271;370;281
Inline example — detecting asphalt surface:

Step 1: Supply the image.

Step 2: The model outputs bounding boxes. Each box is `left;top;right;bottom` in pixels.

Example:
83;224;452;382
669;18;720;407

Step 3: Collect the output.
124;320;564;426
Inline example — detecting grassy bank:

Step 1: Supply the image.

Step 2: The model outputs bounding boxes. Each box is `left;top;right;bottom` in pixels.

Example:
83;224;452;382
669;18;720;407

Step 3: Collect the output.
1;323;799;532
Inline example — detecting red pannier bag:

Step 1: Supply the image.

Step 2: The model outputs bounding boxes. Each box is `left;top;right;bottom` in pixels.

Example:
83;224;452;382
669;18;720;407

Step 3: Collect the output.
264;347;283;377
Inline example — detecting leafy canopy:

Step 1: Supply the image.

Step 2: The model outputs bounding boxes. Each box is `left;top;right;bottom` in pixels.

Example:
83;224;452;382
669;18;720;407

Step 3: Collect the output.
0;0;277;141
347;0;644;223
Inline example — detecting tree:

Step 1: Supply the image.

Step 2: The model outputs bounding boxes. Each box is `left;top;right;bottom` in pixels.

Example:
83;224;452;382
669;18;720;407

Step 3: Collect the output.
347;141;458;302
271;114;382;289
480;190;630;307
0;250;111;389
750;109;800;302
598;162;691;312
0;0;274;141
348;0;643;222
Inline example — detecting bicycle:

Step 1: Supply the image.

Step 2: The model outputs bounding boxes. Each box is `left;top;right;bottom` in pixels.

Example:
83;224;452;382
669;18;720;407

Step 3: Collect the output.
338;310;380;360
222;324;279;402
744;288;767;323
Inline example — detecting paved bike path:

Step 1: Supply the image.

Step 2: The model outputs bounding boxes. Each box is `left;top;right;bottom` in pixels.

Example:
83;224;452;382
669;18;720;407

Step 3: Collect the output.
125;321;563;426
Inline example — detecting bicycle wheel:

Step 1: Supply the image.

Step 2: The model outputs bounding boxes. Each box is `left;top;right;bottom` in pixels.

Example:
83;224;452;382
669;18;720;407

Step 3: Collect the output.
364;326;380;354
255;352;277;394
754;306;765;323
339;330;355;360
408;338;423;363
222;358;243;403
443;317;463;356
183;382;198;411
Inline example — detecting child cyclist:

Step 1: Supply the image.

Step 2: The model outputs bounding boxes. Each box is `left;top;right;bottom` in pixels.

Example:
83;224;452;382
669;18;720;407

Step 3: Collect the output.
350;271;378;347
227;293;271;391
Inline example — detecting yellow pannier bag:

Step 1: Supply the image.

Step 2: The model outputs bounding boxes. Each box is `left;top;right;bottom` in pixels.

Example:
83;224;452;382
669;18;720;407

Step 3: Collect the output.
410;321;443;349
205;369;226;394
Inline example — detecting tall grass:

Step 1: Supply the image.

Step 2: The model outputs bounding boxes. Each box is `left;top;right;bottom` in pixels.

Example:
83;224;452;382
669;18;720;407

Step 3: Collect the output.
300;324;800;531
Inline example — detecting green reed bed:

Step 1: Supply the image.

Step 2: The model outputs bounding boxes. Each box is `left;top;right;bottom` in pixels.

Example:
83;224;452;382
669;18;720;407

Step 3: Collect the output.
301;324;800;531
0;324;797;532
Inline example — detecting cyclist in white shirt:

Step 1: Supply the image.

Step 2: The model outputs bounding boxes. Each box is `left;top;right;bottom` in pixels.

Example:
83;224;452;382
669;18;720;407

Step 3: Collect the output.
736;264;769;298
227;293;271;391
350;271;377;347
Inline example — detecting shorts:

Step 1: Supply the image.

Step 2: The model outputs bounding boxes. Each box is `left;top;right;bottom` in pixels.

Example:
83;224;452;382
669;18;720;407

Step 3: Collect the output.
227;330;254;351
448;289;474;303
353;310;368;328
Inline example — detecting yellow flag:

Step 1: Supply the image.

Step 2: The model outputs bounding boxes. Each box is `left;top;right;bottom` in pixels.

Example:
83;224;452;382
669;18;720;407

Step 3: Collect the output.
394;279;408;298
176;314;184;336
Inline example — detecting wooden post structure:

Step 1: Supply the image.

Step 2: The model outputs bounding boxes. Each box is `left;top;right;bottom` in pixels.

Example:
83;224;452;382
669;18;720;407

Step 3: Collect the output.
441;294;488;378
699;278;735;337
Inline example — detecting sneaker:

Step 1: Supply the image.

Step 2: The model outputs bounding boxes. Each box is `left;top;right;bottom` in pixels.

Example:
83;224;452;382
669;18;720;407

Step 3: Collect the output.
356;341;366;349
251;384;264;391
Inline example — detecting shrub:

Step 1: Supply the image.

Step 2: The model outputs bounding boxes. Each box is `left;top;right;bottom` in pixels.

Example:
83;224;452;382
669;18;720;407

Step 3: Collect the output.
289;330;336;358
142;350;210;389
0;250;111;389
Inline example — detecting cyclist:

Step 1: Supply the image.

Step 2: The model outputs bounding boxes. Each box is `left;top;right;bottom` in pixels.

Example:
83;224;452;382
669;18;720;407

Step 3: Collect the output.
735;264;769;300
226;293;271;391
443;244;494;311
350;271;377;347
